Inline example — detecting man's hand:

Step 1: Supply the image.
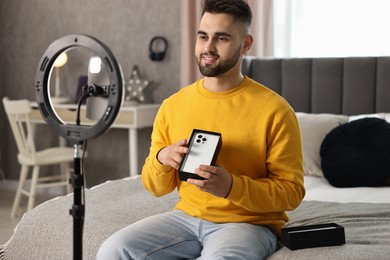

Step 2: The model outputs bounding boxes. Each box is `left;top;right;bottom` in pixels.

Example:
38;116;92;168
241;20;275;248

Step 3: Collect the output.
157;139;189;170
187;165;232;198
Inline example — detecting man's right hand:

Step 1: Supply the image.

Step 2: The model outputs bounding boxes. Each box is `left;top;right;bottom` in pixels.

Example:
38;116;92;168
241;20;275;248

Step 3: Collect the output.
157;139;189;170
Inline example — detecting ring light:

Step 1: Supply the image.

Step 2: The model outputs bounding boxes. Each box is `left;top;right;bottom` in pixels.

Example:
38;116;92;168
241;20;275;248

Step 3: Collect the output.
35;34;124;142
35;34;124;260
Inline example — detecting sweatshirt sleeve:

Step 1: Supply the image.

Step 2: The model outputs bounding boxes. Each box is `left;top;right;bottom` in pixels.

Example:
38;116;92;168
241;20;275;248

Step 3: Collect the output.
227;108;305;212
141;105;178;197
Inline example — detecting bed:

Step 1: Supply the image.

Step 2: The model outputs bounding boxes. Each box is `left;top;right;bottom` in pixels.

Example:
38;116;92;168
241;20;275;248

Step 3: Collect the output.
2;56;390;259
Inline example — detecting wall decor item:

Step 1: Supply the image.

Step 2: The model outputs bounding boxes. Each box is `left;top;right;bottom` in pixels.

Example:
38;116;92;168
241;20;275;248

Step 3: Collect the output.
125;65;151;104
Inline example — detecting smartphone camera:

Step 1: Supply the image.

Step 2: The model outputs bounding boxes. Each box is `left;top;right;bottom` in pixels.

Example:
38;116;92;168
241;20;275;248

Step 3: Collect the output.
196;135;207;143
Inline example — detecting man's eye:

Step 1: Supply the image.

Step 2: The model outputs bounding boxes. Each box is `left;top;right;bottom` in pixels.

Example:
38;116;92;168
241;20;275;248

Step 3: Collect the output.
198;35;207;40
218;37;228;41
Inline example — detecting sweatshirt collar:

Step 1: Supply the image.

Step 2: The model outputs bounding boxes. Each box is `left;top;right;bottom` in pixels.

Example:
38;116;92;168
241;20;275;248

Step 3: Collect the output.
196;76;251;99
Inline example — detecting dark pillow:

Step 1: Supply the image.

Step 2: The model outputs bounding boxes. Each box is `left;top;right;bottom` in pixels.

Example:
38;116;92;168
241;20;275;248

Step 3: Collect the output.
320;118;390;187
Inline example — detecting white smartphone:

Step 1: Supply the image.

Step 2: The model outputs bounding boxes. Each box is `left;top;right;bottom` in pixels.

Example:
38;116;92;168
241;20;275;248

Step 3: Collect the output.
178;129;222;181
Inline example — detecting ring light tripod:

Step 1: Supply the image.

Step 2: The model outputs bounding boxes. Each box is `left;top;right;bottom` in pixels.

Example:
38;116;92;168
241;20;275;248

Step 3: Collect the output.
35;34;124;260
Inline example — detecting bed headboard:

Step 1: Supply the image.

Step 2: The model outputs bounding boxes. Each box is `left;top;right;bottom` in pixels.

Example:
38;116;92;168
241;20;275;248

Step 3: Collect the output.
242;56;390;115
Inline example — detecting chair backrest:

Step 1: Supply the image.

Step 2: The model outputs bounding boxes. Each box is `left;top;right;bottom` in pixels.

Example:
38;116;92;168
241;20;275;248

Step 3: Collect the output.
2;97;36;159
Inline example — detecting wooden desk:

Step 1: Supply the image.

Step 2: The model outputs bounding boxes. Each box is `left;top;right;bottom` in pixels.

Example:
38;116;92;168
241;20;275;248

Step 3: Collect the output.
30;103;160;176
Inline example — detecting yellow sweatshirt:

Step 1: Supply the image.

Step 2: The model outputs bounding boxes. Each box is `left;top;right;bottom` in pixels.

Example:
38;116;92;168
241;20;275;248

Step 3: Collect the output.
141;76;305;236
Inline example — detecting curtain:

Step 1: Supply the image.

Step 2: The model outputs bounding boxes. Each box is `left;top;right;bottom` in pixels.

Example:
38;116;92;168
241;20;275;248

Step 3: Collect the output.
180;0;203;87
180;0;273;87
247;0;273;57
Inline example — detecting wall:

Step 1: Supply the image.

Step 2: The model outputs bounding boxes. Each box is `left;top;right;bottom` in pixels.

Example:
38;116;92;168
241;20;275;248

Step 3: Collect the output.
0;0;181;186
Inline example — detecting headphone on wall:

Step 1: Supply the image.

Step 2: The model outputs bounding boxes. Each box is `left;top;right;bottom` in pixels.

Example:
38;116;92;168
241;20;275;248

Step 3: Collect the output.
149;36;168;61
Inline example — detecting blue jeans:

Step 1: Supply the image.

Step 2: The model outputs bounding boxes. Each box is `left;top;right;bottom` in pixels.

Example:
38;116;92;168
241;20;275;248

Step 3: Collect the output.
96;210;278;260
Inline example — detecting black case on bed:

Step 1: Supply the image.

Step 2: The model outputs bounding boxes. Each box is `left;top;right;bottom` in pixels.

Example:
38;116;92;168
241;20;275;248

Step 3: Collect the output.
281;223;346;250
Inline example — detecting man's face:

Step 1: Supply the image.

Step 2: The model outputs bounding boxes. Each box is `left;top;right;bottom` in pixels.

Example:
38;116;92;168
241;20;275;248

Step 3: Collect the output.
195;12;247;77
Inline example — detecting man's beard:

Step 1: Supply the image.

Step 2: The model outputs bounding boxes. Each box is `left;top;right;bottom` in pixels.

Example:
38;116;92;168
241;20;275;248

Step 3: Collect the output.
197;46;242;77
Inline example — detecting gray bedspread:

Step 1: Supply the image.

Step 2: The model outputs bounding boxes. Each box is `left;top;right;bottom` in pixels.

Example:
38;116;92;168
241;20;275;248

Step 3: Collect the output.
270;200;390;259
2;176;390;260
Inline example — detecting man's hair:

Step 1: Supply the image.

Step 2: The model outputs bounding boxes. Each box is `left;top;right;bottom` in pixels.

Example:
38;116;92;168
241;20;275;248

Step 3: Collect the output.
202;0;252;30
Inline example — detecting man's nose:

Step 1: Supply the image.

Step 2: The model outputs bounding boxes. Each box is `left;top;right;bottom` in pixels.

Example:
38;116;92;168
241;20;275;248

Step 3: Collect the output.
203;39;217;52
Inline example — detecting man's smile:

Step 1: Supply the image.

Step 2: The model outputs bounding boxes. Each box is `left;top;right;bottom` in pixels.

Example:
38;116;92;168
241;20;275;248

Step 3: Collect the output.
202;54;219;66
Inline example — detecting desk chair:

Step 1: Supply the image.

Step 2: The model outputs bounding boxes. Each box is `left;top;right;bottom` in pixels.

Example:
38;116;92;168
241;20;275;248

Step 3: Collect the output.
3;97;74;217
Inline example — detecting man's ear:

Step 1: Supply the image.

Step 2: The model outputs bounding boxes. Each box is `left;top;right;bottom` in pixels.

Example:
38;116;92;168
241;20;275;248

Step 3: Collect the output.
242;34;254;54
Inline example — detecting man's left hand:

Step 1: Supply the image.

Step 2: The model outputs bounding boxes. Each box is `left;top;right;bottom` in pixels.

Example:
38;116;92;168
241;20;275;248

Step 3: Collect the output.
187;165;232;198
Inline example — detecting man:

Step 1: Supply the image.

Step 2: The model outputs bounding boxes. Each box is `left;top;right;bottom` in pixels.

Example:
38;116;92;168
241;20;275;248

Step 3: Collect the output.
97;0;305;259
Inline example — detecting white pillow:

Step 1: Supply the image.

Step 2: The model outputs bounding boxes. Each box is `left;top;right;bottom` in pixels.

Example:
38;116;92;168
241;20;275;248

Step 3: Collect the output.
349;113;390;123
296;112;349;178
